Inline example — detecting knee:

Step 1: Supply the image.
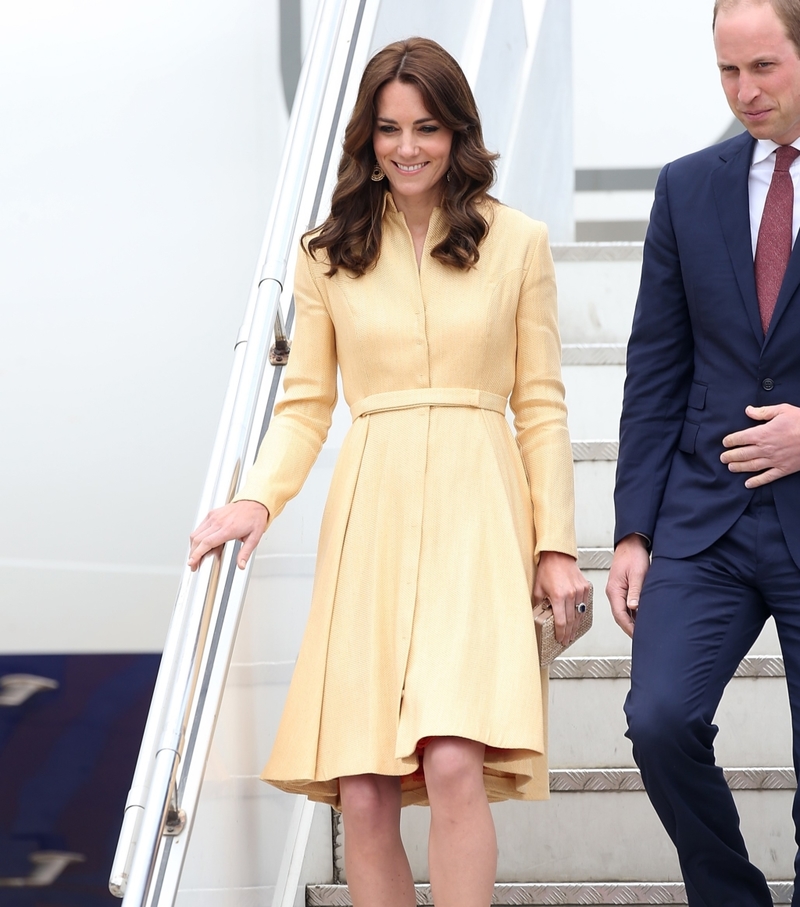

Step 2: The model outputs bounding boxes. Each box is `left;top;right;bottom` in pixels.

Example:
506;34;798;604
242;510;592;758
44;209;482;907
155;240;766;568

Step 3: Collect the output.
423;737;485;804
625;695;714;761
339;775;399;837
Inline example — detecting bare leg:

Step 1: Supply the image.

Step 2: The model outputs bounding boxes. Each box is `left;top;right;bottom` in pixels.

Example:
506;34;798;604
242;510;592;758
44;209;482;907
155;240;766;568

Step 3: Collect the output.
424;737;497;907
339;773;415;907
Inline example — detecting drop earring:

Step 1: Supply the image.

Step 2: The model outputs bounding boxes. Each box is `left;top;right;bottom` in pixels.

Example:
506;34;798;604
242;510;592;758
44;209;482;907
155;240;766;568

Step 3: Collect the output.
371;163;385;182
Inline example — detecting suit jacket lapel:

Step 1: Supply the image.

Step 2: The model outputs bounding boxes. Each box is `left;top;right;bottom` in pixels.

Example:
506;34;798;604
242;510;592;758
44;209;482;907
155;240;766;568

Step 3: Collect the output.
712;134;762;344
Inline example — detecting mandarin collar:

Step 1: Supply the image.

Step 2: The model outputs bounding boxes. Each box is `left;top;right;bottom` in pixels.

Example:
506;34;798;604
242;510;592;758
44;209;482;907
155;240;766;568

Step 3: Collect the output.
381;190;442;220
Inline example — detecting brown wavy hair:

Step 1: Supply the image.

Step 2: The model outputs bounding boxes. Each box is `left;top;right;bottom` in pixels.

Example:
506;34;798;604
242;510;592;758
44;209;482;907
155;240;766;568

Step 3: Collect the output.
305;37;498;276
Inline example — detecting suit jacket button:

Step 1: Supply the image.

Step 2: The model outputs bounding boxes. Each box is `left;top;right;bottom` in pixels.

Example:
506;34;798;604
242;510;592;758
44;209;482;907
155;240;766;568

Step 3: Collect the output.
762;378;775;391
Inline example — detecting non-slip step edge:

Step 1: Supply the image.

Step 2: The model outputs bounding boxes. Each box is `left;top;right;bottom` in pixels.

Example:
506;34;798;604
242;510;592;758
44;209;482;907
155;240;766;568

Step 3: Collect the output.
551;654;785;680
578;548;614;570
307;881;792;905
551;242;644;262
549;767;795;792
572;441;619;461
562;343;627;365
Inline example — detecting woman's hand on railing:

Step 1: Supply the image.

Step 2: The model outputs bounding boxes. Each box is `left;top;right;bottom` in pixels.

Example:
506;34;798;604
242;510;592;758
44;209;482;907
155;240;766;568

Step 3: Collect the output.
188;500;269;571
533;550;592;646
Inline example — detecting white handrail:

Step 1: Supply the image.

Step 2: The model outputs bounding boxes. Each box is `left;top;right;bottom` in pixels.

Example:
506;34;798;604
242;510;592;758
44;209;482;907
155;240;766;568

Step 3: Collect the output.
108;0;375;903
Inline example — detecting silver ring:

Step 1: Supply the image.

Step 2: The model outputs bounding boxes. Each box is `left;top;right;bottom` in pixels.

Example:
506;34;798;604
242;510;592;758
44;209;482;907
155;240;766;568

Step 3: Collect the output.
576;602;587;614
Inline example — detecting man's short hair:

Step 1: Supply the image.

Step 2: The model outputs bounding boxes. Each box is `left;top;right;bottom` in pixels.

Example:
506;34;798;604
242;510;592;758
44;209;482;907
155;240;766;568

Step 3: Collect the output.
713;0;800;57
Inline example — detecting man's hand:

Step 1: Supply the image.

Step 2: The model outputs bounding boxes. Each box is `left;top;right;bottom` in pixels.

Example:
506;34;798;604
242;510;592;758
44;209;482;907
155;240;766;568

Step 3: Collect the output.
721;404;800;488
606;534;650;638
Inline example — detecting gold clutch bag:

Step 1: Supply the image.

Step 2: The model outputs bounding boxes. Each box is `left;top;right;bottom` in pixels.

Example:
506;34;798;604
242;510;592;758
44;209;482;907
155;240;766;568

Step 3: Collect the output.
533;582;593;667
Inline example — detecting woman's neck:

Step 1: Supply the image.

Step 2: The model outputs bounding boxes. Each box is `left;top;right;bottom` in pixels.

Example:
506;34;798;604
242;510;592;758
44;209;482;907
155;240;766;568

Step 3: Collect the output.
390;190;441;235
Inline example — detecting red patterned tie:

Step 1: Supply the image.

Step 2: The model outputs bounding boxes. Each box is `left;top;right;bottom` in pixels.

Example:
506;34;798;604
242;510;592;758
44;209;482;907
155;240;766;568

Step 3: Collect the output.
755;144;800;334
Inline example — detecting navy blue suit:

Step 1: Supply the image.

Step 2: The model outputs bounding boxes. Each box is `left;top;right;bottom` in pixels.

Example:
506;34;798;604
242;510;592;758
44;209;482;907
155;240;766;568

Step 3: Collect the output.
617;131;800;905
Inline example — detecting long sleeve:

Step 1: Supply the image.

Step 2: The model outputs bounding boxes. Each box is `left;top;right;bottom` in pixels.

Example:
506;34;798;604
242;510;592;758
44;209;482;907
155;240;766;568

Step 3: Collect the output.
510;224;578;559
234;245;338;527
614;164;695;545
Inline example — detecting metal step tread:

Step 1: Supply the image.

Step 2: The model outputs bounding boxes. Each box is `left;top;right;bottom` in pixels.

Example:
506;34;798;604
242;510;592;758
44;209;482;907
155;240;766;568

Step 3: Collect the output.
553;654;785;679
572;440;618;461
549;766;795;792
578;548;614;570
307;881;792;905
552;242;644;262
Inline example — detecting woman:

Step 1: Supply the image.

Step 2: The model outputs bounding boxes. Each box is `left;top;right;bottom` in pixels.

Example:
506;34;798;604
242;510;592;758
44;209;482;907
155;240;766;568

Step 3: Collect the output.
189;37;589;907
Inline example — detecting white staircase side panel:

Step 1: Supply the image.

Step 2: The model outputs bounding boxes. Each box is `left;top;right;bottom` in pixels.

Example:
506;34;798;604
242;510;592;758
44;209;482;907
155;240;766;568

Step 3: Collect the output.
574;460;616;548
715;676;793;767
554;254;642;344
496;787;796;883
550;675;793;770
563;365;625;440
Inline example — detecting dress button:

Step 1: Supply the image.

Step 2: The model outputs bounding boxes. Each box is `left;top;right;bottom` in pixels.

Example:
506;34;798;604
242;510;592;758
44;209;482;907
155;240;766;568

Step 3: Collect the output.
762;378;775;391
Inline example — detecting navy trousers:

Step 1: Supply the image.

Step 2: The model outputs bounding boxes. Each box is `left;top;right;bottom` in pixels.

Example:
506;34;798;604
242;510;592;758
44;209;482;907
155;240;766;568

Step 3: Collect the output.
626;486;800;907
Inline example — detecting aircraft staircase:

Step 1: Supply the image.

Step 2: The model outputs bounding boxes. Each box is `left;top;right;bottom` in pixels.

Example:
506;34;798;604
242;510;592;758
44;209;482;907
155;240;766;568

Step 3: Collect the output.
109;1;797;905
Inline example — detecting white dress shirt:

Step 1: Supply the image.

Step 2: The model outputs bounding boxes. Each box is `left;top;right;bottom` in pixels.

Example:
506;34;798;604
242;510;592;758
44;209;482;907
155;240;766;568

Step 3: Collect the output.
749;138;800;256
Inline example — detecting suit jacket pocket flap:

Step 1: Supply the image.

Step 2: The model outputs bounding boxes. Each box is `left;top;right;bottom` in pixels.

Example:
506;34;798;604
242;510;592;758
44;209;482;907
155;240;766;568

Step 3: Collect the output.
678;420;700;454
688;382;707;410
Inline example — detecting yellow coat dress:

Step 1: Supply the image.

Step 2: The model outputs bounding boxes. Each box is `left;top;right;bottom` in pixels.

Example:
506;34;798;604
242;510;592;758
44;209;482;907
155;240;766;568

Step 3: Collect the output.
235;194;577;808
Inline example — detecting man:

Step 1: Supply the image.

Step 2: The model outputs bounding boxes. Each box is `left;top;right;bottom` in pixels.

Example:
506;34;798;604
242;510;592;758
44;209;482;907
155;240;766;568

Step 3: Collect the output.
608;0;800;903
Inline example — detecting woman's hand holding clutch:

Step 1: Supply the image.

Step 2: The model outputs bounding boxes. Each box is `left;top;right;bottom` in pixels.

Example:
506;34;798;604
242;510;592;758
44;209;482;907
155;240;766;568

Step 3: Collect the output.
533;551;592;646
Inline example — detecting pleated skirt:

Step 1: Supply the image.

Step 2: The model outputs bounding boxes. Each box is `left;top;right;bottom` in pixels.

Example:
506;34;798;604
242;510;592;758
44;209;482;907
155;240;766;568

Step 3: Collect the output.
261;404;549;808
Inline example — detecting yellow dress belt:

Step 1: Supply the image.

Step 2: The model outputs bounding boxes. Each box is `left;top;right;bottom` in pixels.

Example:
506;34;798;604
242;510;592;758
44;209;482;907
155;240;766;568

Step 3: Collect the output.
350;388;507;421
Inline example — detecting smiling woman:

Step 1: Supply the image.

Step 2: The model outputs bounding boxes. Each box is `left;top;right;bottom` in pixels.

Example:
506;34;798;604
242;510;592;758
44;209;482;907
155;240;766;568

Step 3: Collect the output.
188;33;588;907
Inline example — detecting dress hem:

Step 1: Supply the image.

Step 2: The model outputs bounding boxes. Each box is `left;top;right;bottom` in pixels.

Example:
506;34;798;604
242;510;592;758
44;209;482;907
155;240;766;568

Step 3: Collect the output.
261;745;550;810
